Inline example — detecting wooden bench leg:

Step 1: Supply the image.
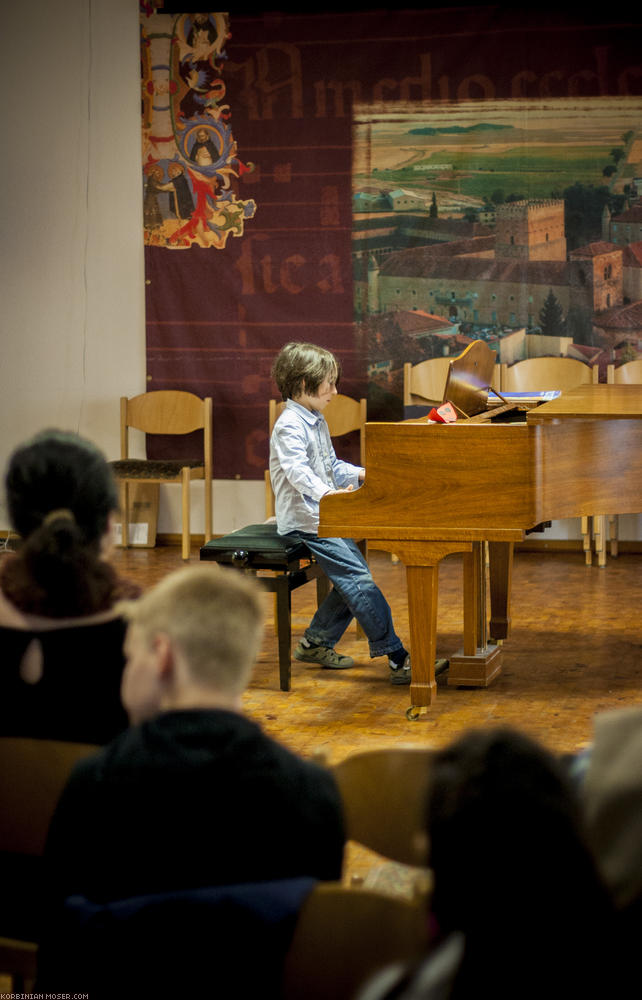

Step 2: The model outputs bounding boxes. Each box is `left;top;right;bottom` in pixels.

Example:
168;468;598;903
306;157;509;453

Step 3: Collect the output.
274;575;292;692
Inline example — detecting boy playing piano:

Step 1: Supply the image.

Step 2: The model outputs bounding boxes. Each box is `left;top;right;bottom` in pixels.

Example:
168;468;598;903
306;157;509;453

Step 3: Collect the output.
269;341;411;684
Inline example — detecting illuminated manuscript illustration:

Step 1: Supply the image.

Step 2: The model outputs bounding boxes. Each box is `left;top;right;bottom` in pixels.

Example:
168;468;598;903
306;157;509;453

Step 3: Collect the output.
140;10;256;249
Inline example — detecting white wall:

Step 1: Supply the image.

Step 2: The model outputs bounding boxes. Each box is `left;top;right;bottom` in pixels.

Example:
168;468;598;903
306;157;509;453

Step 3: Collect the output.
0;0;263;540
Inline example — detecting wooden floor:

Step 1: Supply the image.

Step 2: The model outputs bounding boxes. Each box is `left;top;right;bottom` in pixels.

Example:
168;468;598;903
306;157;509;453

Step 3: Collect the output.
113;543;642;764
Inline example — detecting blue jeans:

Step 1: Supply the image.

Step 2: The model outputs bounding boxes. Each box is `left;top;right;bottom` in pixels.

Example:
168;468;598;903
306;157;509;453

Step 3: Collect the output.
285;532;404;658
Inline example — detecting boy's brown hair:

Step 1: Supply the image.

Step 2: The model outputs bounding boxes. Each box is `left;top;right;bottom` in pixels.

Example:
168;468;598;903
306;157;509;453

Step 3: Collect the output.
271;342;341;401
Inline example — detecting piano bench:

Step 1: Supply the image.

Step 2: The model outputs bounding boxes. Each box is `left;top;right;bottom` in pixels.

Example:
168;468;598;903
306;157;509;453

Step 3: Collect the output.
199;523;329;692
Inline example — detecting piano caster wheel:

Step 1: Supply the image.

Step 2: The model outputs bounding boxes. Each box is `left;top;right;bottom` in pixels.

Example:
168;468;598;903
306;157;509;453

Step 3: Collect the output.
405;705;426;721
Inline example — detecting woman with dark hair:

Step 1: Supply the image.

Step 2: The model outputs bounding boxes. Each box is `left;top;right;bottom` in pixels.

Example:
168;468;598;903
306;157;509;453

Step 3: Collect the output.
424;727;617;998
358;727;619;1000
1;428;139;618
0;429;140;743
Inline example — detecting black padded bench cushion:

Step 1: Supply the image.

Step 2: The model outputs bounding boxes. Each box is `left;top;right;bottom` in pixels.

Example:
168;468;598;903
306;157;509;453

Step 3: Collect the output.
200;523;312;570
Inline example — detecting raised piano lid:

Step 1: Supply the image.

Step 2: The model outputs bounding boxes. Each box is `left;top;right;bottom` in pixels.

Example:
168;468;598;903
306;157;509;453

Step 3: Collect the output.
443;340;497;417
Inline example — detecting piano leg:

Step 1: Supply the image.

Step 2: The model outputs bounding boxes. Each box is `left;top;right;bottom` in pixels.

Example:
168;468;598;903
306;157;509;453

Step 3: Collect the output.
406;564;439;715
488;540;513;641
388;540;472;718
448;541;503;688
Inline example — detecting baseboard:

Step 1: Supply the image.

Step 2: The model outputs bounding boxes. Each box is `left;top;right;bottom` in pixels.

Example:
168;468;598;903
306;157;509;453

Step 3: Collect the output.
155;534;642;555
516;539;642;554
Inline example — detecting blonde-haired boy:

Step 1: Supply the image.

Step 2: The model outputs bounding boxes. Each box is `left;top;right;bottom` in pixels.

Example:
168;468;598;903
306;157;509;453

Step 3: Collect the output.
43;564;344;909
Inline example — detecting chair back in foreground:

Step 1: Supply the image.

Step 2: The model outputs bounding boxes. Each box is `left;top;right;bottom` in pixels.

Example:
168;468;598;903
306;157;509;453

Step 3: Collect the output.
331;747;434;868
283;882;430;1000
111;390;213;560
0;737;99;985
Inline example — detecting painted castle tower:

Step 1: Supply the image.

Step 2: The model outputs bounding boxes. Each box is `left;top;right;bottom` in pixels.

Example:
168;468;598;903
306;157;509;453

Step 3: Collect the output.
495;200;567;261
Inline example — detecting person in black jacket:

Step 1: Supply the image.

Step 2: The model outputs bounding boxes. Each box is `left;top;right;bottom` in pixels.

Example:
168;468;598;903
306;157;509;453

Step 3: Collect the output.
42;563;345;908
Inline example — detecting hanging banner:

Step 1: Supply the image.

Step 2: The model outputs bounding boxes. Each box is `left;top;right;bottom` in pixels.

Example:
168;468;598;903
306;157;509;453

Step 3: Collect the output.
139;5;642;477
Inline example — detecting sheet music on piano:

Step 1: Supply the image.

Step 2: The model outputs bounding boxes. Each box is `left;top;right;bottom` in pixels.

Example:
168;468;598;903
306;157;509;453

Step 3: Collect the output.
488;389;561;406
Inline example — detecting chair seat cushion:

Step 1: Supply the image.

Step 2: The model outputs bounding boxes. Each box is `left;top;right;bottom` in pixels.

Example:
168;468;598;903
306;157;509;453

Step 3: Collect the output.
110;459;203;479
200;523;311;569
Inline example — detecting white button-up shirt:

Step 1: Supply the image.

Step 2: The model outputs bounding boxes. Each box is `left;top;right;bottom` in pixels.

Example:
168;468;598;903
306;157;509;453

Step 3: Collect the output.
269;399;363;535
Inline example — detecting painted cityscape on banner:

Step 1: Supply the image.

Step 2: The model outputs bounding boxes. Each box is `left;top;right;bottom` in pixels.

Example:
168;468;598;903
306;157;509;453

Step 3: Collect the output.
353;98;642;420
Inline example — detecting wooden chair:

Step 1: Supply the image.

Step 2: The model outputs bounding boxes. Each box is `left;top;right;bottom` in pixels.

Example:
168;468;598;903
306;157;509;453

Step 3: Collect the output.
110;390;213;560
500;357;600;564
500;356;598;394
282;882;430;1000
404;354;501;414
403;357;453;412
329;747;434;869
0;737;99;990
605;360;642;560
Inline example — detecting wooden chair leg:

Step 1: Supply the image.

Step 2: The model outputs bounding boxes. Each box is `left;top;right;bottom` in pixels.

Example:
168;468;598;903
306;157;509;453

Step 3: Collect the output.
120;480;130;548
204;475;213;543
581;516;592;566
593;515;607;568
609;514;619;558
181;468;191;560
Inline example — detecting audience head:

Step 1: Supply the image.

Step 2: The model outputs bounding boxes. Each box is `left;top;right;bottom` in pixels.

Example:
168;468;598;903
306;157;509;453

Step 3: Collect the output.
3;429;120;616
425;726;614;995
271;341;341;401
119;564;264;724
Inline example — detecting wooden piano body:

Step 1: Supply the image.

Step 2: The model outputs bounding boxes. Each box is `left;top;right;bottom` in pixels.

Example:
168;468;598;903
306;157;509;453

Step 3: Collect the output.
319;380;642;718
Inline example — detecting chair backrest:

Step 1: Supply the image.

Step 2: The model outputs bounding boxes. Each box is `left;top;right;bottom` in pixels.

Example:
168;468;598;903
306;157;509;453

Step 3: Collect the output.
269;395;367;458
404;355;501;408
120;391;212;464
0;737;98;855
607;359;642;384
501;356;595;393
403;358;452;407
331;747;434;867
282;882;430;1000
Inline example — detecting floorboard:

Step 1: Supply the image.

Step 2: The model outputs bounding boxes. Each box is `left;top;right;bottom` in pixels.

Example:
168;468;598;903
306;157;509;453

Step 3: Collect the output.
112;544;642;763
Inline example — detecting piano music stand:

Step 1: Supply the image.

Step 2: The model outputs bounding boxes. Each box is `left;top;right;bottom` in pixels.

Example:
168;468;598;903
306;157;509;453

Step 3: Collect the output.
443;340;524;423
443;339;495;417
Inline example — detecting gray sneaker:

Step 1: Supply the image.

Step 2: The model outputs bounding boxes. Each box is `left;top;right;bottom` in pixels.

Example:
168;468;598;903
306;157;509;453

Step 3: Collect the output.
389;653;411;685
294;642;354;669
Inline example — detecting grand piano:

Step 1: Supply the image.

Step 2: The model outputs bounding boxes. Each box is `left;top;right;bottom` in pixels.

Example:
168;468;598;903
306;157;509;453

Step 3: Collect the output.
319;342;642;718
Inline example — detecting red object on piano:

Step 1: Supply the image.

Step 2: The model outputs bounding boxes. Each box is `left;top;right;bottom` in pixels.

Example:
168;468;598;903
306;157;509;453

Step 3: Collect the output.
428;401;458;423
